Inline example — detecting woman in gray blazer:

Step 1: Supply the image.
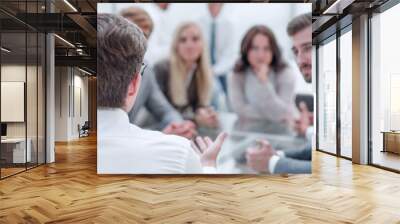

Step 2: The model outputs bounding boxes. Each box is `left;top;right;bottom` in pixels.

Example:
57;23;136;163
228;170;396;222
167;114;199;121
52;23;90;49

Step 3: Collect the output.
228;25;297;129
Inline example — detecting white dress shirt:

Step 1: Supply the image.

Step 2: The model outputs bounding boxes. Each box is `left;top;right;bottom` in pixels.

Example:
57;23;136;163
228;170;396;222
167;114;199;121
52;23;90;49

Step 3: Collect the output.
306;126;314;143
98;108;215;174
198;14;236;76
143;5;176;65
269;152;285;174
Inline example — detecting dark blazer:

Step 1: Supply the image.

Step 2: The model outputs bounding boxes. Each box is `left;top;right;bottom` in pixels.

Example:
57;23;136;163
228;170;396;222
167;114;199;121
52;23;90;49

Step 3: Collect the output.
128;65;182;129
153;59;206;117
274;144;312;174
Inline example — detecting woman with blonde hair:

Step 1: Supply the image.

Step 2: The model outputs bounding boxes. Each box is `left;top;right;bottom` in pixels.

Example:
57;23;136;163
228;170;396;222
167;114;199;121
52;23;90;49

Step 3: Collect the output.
120;6;197;139
154;22;218;128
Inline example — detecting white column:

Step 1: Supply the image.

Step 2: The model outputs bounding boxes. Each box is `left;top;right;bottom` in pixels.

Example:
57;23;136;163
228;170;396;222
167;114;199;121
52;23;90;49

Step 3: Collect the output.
46;32;55;163
352;14;369;164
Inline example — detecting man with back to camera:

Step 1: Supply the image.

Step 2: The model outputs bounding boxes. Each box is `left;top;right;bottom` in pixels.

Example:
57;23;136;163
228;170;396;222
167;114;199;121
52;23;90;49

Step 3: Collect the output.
246;13;313;174
97;14;227;174
120;6;197;139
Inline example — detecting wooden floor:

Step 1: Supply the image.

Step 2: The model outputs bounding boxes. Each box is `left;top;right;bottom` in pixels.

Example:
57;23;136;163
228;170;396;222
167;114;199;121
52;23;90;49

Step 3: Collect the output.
372;150;400;171
1;167;26;178
1;135;400;224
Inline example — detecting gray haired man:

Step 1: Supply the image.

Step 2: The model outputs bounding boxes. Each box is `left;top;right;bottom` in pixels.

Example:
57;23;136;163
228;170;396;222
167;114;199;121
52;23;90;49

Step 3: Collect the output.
97;14;226;174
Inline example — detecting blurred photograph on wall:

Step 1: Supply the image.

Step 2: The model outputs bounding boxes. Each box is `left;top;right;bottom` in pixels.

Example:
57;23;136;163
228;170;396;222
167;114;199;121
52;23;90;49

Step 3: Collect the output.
96;3;313;174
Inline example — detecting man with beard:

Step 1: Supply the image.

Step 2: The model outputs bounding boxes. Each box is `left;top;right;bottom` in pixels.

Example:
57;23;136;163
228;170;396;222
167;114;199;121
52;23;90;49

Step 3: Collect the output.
246;14;313;174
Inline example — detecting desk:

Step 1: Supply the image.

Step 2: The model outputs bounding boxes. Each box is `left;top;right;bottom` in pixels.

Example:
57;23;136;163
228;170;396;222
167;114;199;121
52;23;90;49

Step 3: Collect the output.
382;131;400;155
1;138;31;164
198;113;309;174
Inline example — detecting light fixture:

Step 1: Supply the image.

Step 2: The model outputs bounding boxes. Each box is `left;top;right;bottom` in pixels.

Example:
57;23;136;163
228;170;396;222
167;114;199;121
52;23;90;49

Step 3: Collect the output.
63;0;78;12
78;67;92;76
54;34;75;48
323;0;354;15
76;48;86;56
1;47;11;53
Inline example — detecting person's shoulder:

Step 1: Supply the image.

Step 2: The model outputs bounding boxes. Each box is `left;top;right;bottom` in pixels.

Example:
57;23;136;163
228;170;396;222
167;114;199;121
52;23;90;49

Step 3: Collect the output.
277;65;296;80
154;58;170;69
140;64;154;86
230;70;244;80
153;59;170;75
229;68;248;83
237;67;254;79
133;126;191;153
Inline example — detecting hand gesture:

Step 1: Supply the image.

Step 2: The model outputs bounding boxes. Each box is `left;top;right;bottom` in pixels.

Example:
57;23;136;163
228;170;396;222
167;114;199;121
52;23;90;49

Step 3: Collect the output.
246;140;276;173
191;132;227;167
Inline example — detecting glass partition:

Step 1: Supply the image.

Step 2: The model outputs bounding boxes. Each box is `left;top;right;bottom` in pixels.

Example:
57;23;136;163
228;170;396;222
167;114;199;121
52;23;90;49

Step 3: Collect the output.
317;37;337;154
27;30;38;169
0;1;46;179
370;3;400;171
339;29;352;158
1;30;28;177
38;32;46;165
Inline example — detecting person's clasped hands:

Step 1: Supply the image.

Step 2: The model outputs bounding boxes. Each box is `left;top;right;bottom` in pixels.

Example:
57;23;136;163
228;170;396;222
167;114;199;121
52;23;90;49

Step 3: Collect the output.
163;120;197;139
195;107;219;129
246;140;277;173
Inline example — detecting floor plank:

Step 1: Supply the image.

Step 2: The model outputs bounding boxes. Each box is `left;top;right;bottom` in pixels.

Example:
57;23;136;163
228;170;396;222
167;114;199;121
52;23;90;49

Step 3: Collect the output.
0;135;400;223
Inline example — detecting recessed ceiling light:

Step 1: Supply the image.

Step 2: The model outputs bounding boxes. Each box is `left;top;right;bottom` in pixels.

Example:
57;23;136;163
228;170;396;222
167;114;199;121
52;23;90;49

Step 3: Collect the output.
78;67;92;76
63;0;78;12
1;47;11;53
323;0;354;15
54;34;75;48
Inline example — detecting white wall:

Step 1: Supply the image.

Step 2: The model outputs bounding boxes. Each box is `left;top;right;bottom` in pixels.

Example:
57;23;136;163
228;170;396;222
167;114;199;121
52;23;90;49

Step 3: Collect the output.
1;65;26;139
71;73;89;138
1;82;25;122
55;67;69;141
55;67;89;141
1;65;37;138
98;3;312;93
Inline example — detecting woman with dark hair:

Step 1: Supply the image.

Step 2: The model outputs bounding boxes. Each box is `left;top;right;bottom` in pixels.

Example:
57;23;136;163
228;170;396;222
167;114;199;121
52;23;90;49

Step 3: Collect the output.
228;25;296;127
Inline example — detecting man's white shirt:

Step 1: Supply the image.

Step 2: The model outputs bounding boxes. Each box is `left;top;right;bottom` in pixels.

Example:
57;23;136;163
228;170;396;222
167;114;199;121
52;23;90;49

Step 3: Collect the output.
143;5;176;65
98;108;215;174
197;14;236;76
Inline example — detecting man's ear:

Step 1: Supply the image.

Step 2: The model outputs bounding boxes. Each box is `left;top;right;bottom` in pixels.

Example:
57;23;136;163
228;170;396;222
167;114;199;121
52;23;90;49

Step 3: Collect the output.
127;73;141;97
